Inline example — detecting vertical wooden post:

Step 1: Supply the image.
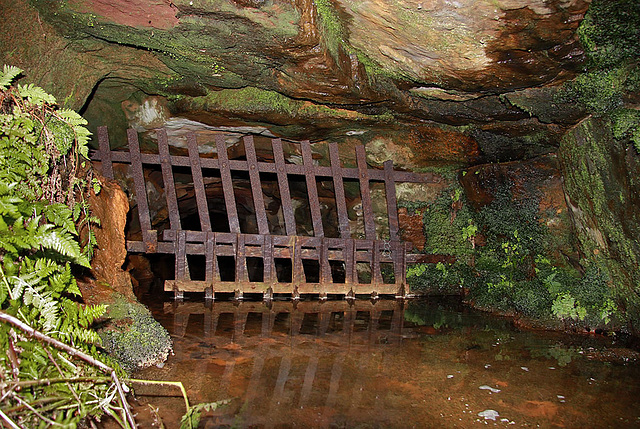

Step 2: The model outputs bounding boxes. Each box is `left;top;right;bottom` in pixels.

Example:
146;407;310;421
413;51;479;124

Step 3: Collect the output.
215;135;241;234
355;146;376;240
272;139;296;236
245;135;270;235
329;143;350;239
157;129;181;231
97;126;113;179
301;140;324;237
127;129;157;252
384;160;400;242
187;133;212;232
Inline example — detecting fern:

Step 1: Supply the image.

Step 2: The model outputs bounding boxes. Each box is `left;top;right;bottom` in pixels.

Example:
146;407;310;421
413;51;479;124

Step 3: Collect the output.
0;64;22;90
17;83;57;105
0;68;115;427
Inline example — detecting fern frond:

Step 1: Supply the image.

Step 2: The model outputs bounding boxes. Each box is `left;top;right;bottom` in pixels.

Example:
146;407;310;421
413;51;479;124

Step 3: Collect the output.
17;83;56;106
57;109;88;127
49;263;73;294
0;65;22;90
44;203;78;234
37;226;82;260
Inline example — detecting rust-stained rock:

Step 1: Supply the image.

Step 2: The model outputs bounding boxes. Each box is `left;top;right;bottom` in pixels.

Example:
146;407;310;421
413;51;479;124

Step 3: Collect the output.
399;207;426;252
459;155;573;257
79;173;134;303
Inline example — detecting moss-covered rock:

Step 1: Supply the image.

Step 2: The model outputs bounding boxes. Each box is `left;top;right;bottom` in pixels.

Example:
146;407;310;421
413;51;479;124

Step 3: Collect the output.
559;116;640;331
98;295;173;373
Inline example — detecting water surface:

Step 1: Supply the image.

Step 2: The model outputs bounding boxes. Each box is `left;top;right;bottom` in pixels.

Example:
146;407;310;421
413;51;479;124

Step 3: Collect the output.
136;297;640;428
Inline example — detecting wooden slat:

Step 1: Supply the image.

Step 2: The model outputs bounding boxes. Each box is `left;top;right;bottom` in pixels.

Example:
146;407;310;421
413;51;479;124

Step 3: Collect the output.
215;135;241;234
384;160;400;242
187;133;212;232
356;146;376;240
175;230;188;281
271;139;297;236
236;233;247;284
157;129;181;230
263;234;274;284
301;140;324;237
344;238;354;285
372;240;383;286
329;143;350;239
127;129;157;252
92;149;443;184
205;231;216;283
244;136;269;235
97;126;113;179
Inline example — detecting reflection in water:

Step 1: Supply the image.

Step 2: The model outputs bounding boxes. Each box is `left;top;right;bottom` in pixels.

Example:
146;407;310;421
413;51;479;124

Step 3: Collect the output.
137;298;640;428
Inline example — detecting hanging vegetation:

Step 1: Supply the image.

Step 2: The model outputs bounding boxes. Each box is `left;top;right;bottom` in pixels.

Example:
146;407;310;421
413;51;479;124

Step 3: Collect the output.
0;65;133;427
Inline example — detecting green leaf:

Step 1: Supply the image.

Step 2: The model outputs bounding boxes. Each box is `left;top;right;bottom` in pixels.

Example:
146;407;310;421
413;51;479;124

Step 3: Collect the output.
0;65;22;90
17;83;56;105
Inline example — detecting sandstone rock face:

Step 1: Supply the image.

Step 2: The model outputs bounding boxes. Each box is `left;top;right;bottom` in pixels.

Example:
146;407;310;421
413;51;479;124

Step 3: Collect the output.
81;174;134;302
1;0;590;164
340;0;588;90
559;117;640;325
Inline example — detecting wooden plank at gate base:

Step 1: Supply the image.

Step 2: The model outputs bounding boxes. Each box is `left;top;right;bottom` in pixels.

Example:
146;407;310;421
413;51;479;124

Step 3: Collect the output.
236;233;248;284
372;240;383;286
205;232;216;283
383;160;400;242
355;146;376;240
244;135;270;236
215;135;241;234
271;139;296;236
127;129;157;252
329;143;351;239
187;133;212;232
97;126;113;179
157;129;181;231
263;234;275;284
301;140;324;237
175;230;188;281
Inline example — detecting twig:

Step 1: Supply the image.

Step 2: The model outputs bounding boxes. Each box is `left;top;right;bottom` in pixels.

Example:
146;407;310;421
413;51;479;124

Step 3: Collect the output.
0;311;137;428
11;394;63;427
129;379;190;412
45;347;82;407
0;408;21;429
9;376;111;389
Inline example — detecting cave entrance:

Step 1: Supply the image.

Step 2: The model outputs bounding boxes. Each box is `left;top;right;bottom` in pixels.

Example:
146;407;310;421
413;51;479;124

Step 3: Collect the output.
93;126;439;300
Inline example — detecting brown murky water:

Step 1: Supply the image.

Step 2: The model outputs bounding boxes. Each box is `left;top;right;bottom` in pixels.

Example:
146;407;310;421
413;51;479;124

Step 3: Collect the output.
134;297;640;428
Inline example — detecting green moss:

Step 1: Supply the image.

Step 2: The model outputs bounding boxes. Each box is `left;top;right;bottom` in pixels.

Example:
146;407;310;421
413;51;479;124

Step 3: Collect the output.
611;108;640;152
182;86;394;122
578;0;640;69
314;0;346;59
559;117;640;330
31;0;300;88
98;296;173;373
558;0;640;116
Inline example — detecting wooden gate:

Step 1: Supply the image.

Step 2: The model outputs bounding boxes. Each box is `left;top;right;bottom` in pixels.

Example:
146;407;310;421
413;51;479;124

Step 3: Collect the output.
92;126;440;299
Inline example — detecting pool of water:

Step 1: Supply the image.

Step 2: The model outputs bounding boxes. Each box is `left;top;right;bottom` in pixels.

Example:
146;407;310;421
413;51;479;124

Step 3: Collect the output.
134;297;640;428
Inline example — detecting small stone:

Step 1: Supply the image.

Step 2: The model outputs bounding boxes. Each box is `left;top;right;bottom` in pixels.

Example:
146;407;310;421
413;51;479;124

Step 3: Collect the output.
478;410;499;420
479;385;501;393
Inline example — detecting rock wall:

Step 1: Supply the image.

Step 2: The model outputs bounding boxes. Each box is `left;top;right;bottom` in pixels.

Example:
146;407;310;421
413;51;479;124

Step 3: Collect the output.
559;117;640;329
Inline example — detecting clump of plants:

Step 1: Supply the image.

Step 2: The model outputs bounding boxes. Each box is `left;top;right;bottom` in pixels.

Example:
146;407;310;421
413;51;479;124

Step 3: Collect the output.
406;185;478;295
407;183;619;330
560;0;640;151
0;65;134;427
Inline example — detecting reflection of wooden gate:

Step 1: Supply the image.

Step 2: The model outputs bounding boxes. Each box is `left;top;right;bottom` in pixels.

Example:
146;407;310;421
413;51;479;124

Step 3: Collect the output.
92;126;439;299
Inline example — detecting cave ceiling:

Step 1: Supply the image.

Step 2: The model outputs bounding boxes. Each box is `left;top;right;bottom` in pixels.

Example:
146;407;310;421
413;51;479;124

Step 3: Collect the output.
0;0;592;166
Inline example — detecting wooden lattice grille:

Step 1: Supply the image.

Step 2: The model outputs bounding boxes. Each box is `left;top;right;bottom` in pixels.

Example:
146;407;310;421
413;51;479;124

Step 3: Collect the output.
92;126;441;299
